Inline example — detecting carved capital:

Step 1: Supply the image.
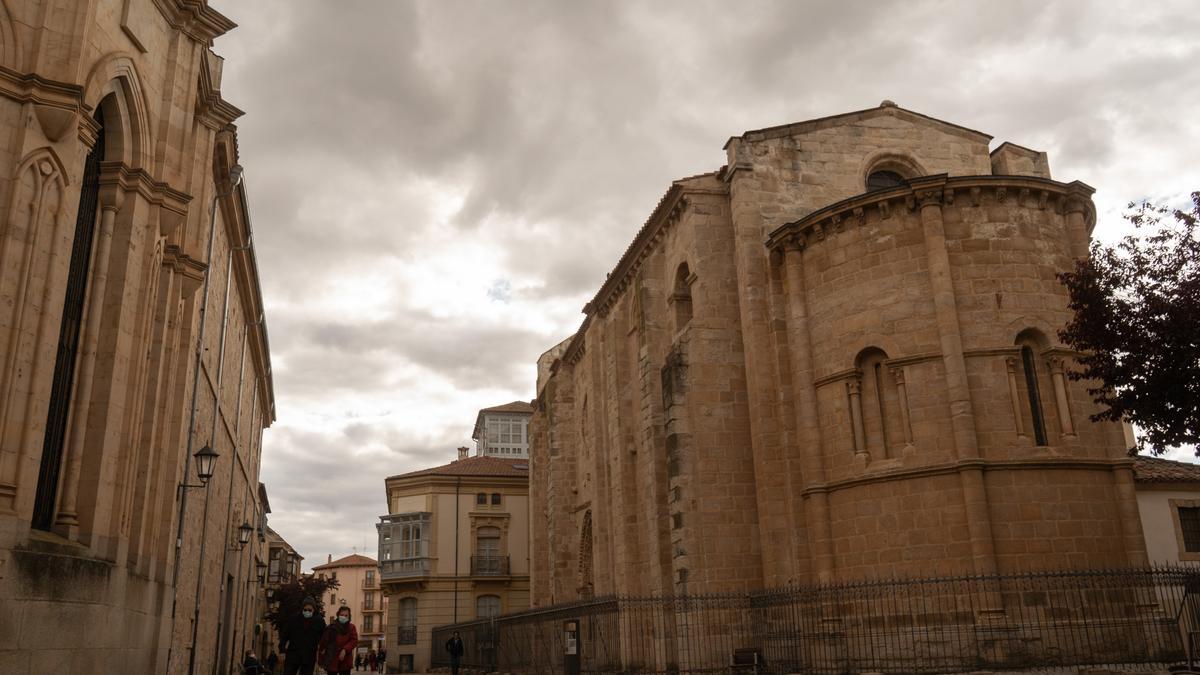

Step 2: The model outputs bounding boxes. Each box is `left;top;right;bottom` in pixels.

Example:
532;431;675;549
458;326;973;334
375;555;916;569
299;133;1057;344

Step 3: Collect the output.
1004;356;1018;374
889;367;905;386
782;233;806;253
846;378;861;396
1044;355;1066;375
916;189;942;208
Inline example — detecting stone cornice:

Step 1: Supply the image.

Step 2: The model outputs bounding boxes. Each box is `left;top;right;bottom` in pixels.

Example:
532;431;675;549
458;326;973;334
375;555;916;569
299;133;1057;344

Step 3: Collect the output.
150;0;237;44
98;161;192;216
801;456;1132;497
766;174;1097;252
196;53;244;129
0;66;84;110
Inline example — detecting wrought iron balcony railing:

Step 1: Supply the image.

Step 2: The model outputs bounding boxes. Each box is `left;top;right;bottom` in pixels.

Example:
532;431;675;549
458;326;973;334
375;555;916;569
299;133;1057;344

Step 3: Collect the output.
470;555;510;576
397;626;417;645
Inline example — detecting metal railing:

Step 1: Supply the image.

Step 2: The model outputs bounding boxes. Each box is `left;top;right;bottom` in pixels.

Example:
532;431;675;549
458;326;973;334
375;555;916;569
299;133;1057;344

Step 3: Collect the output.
431;566;1200;674
398;625;417;645
471;555;510;576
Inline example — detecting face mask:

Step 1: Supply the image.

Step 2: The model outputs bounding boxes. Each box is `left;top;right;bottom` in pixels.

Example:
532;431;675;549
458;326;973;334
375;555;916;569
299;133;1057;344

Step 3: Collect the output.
302;610;313;618
338;616;349;624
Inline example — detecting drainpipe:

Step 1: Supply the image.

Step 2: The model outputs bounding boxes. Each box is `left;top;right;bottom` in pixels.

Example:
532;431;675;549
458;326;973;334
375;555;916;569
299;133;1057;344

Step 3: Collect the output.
454;477;461;624
212;316;251;675
167;164;242;674
189;224;238;675
230;382;260;672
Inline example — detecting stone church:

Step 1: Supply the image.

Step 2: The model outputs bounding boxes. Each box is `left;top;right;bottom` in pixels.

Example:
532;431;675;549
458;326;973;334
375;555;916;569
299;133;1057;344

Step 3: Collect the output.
0;2;274;673
530;102;1146;605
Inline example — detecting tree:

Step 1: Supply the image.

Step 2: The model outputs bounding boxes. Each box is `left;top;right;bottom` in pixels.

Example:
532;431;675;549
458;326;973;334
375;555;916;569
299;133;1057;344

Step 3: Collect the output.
266;574;340;635
1057;191;1200;455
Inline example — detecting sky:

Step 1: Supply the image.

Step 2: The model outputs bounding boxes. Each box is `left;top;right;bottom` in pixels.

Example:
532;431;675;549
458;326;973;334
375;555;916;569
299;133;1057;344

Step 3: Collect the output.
212;0;1200;570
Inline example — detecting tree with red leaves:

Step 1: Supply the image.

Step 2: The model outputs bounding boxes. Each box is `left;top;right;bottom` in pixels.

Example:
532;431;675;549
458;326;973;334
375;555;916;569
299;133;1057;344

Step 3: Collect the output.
1057;191;1200;455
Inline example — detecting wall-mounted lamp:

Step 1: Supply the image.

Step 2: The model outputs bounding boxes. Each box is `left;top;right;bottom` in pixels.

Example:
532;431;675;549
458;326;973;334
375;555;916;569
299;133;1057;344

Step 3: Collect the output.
230;520;253;551
179;444;219;491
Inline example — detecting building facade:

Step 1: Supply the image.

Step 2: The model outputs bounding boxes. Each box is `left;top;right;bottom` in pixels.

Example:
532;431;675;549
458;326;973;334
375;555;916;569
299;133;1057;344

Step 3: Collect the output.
472;401;533;458
1133;455;1200;565
378;454;531;672
0;2;277;673
531;102;1147;605
312;553;388;653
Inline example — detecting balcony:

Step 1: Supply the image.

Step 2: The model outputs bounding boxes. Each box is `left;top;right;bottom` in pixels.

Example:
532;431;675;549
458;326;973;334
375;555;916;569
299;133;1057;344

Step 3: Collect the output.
380;557;431;580
397;626;417;645
470;555;510;576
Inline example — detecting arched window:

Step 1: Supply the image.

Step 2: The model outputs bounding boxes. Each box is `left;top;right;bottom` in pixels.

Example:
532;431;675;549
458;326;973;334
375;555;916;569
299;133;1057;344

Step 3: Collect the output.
32;104;106;530
671;262;693;332
850;348;903;458
867;170;906;192
1015;329;1051;446
477;594;501;619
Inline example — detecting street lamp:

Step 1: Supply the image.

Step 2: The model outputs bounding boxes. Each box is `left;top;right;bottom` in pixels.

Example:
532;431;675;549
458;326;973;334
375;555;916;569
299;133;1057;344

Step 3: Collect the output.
231;520;253;550
179;444;219;491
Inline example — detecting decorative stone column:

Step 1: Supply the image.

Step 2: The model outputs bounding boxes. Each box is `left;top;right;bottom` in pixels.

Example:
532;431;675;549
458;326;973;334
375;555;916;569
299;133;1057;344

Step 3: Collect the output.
55;183;123;533
1004;356;1027;441
1044;356;1076;439
890;367;915;452
847;377;867;459
913;179;998;577
781;236;834;583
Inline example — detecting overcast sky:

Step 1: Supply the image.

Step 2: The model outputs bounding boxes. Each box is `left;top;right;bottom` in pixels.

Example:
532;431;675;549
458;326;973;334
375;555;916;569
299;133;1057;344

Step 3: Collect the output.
213;1;1200;570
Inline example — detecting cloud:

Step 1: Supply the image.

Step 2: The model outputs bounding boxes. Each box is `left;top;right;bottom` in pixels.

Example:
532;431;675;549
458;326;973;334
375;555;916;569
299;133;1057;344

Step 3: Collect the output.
213;0;1200;568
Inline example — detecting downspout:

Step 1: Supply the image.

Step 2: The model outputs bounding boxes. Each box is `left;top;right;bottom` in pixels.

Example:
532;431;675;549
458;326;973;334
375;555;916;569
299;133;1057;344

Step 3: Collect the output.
168;166;241;674
189;232;237;675
454;477;461;624
212;316;251;675
230;382;260;672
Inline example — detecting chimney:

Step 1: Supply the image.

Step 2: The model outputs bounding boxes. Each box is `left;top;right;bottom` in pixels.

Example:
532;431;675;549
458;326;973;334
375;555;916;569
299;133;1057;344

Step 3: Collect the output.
457;446;469;461
327;553;331;563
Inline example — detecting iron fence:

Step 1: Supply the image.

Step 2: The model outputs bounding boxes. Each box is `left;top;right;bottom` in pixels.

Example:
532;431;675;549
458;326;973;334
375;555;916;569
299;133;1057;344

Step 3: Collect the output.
431;566;1200;674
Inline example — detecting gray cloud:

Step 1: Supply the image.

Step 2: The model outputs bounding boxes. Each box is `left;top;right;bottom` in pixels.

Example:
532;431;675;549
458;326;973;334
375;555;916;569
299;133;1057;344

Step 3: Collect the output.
214;0;1200;567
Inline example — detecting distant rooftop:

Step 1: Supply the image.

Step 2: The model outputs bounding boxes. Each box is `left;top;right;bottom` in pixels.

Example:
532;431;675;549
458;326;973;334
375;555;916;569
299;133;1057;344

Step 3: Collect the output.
312;553;377;570
1133;455;1200;484
387;454;530;481
479;400;534;415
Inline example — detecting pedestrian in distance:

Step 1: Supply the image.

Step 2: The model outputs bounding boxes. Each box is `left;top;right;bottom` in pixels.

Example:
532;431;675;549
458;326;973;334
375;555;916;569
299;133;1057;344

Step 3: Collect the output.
376;649;386;673
318;605;359;675
242;650;264;675
366;649;376;671
265;651;279;674
279;596;326;675
446;631;465;675
354;653;362;671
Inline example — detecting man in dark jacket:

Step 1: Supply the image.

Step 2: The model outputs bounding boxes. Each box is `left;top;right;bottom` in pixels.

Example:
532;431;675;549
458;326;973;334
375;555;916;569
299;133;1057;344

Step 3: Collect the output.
446;632;465;675
280;596;326;675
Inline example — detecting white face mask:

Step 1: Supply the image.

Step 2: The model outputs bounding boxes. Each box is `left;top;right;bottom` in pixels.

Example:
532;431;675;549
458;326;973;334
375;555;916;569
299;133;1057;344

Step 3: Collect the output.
302;610;313;618
338;616;349;624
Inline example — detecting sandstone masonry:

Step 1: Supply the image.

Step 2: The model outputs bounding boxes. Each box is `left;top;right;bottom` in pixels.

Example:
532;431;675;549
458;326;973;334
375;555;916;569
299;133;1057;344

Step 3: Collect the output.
530;102;1146;605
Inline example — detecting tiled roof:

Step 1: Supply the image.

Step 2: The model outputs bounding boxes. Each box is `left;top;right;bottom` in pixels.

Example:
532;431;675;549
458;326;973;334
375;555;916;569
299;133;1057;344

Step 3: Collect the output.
1133;455;1200;484
387;455;530;481
479;401;534;415
311;553;377;570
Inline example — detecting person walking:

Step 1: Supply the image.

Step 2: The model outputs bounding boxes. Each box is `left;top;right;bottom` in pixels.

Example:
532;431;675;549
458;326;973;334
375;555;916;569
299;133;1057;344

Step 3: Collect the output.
366;650;376;671
318;606;359;675
354;654;362;671
376;649;386;673
446;631;465;675
279;596;326;675
265;651;279;674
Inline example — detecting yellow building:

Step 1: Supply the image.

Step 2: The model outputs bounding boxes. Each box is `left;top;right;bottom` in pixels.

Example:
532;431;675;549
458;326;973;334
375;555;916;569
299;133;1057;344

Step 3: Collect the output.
378;453;531;672
312;553;389;653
